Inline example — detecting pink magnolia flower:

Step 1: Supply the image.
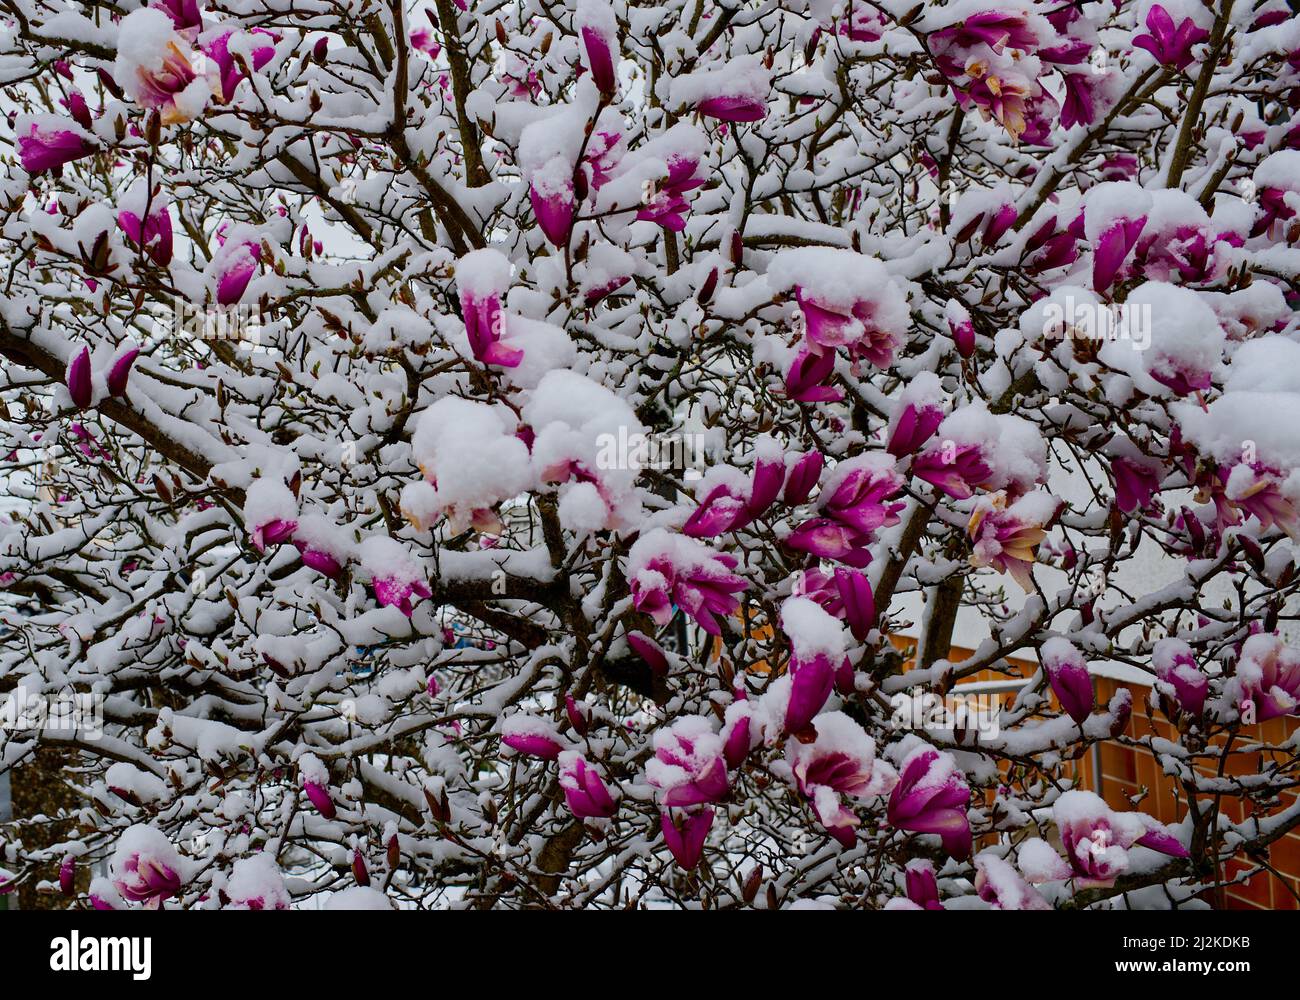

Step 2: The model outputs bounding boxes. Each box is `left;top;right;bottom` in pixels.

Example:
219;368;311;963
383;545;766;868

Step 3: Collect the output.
501;714;567;760
1112;454;1162;513
647;715;729;808
721;699;757;769
1040;638;1094;725
903;859;943;910
1092;215;1148;292
783;450;824;505
215;240;261;305
60;855;76;896
1133;4;1209;72
945;299;977;358
795;286;902;367
577;1;618;96
887;744;972;860
1231;633;1300;723
111;825;185;908
410;27;440;58
456;248;523;368
1054;790;1187;887
530;175;575;247
629;530;748;636
697;93;767;122
636;152;706;231
155;0;203;33
913;441;994;500
119;194;174;267
559;751;618;819
974;852;1051;910
626;630;670;676
661;807;713;871
65;346;93;410
683;444;785;537
292;514;351;579
206;29;277;103
359;536;432;617
304;778;336;819
787;711;898;847
114;9;211;125
930;12;1040;56
783;347;844;403
1152;638;1209;718
818;455;906;536
17;118;95;174
967;491;1058;590
1220;462;1300;539
796;567;877;642
243;478;299;553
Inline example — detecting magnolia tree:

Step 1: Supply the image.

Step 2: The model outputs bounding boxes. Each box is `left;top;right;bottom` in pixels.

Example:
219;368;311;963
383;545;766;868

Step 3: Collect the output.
0;0;1299;912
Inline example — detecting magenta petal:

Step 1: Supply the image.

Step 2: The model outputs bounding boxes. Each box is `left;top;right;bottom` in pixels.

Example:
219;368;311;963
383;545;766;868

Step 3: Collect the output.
783;451;823;505
785;653;834;733
661;808;713;871
627;631;671;676
66;347;92;409
106;347;140;396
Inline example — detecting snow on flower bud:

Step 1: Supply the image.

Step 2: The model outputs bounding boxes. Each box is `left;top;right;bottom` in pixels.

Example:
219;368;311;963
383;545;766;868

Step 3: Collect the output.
672;54;770;122
352;848;369;886
647;715;729;807
292;514;352;579
358;535;432;617
721;699;757;769
65;90;93;130
106;345;140;397
113;8;212;125
974;852;1050;910
768;248;910;367
1152;638;1208;718
111;824;186;908
781;596;848;733
1083;182;1152;292
501;714;567;760
626;630;670;676
455;248;524;368
404;396;531;532
225;854;290;910
576;0;618;96
17;115;95;174
1227;633;1300;723
913;402;1046;500
887;744;972;860
967;490;1059;591
661;807;713;871
787;711;897;847
65;346;93;410
60;854;75;896
242;477;299;553
945;298;976;358
89;877;124;910
1040;637;1094;725
559;750;618;819
629;529;747;636
904;859;943;910
214;239;261;305
886;372;945;458
1054;789;1187;886
564;694;590;736
1133;3;1209;71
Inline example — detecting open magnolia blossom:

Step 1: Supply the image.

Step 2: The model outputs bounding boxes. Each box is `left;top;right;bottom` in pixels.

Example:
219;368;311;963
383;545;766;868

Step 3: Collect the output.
0;0;1299;914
